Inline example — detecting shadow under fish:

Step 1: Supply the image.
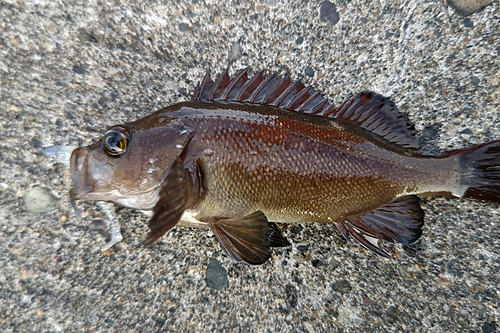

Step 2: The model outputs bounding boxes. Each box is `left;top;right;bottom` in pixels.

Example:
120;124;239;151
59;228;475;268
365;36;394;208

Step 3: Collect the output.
68;68;500;265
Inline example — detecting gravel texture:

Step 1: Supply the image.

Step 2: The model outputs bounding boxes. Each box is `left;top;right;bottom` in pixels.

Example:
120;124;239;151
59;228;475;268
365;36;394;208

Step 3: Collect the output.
1;0;499;332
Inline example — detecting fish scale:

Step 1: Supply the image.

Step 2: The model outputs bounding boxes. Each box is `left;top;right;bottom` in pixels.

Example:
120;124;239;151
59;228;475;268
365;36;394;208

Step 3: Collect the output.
181;107;416;222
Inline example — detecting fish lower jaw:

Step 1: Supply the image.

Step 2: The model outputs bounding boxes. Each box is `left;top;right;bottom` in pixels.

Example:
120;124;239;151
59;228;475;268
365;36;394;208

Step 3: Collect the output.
112;195;158;211
69;189;121;201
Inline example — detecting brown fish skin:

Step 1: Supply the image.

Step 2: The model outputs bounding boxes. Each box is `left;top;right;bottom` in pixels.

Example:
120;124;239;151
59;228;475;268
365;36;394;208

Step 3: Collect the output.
173;102;458;221
70;68;500;264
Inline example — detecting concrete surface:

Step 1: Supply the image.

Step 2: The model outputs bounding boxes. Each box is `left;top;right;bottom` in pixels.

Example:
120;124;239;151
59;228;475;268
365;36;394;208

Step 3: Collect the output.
1;0;499;332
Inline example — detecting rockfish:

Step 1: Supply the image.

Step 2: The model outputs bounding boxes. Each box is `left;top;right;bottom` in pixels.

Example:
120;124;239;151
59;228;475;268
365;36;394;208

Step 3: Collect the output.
70;68;500;264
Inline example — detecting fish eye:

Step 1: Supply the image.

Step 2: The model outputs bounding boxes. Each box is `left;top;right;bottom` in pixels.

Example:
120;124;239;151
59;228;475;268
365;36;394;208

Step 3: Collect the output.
103;127;130;157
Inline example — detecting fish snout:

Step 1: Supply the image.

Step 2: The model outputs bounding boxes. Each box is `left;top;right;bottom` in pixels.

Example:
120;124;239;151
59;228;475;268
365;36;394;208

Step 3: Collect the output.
70;147;93;199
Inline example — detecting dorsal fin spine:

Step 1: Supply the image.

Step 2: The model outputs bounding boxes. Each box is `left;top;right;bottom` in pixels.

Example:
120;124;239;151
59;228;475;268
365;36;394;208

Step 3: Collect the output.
286;86;313;110
194;69;211;100
246;72;274;103
209;68;230;100
262;76;290;105
253;74;278;104
227;68;250;100
298;91;321;112
311;99;329;114
267;77;296;107
308;94;329;112
322;105;337;117
276;80;304;108
216;67;247;101
236;70;265;101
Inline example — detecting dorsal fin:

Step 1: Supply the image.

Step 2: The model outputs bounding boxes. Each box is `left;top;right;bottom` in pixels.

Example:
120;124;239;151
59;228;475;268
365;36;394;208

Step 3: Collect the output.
193;68;419;149
326;92;419;149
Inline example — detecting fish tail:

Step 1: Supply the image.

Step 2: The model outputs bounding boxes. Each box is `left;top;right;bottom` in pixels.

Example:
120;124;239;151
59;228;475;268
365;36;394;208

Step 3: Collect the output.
455;140;500;204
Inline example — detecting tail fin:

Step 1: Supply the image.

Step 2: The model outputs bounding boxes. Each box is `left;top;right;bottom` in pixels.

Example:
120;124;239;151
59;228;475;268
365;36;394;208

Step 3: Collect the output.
456;140;500;204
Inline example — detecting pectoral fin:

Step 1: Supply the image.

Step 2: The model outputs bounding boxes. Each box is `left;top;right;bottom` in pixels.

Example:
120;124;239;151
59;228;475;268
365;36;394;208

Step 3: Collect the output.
143;158;188;246
208;211;281;265
336;195;424;257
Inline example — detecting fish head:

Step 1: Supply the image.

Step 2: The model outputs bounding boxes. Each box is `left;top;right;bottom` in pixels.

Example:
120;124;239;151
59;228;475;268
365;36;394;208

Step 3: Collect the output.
70;119;193;210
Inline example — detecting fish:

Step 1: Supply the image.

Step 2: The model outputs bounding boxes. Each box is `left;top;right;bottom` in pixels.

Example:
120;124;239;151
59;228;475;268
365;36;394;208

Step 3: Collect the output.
69;68;500;265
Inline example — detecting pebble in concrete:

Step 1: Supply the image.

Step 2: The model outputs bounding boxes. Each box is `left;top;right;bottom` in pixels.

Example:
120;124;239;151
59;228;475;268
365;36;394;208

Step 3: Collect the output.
446;0;492;16
319;1;340;26
205;257;229;290
23;186;59;213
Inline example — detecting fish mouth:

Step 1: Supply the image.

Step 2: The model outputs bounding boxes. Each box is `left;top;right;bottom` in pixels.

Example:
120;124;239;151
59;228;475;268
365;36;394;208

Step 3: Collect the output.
70;147;113;200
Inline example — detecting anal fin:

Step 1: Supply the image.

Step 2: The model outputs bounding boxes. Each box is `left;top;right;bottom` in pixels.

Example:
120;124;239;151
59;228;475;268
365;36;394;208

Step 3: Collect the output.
208;211;276;265
268;222;291;248
336;195;424;257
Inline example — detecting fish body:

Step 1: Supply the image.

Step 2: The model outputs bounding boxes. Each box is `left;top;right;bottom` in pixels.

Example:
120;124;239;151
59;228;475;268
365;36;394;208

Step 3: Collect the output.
138;102;455;222
70;68;500;264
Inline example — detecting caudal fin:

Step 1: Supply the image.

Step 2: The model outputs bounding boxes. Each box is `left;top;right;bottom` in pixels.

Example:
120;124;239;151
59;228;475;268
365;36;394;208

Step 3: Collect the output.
456;140;500;204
